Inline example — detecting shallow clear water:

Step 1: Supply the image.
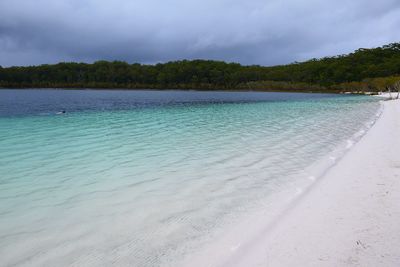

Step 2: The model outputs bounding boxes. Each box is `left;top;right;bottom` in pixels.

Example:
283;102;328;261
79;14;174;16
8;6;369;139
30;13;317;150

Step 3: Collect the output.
0;90;381;266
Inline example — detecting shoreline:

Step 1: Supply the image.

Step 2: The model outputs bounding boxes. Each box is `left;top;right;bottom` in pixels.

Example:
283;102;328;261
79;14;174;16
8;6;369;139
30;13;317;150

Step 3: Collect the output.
3;87;389;96
227;99;400;266
0;87;342;94
180;99;400;266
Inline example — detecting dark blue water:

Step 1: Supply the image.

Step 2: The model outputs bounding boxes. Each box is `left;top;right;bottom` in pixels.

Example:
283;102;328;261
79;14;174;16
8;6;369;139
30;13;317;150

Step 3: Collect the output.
0;89;341;117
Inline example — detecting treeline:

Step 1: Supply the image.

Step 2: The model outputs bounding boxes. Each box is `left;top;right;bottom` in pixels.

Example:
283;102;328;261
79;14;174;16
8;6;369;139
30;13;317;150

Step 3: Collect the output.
1;43;400;92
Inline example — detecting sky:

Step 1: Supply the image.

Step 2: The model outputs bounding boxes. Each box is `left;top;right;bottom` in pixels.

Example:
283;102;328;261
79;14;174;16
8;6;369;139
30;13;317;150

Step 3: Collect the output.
0;0;399;67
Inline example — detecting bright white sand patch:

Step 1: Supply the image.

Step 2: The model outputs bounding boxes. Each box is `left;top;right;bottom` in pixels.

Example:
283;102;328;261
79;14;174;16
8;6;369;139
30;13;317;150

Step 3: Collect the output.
231;99;400;266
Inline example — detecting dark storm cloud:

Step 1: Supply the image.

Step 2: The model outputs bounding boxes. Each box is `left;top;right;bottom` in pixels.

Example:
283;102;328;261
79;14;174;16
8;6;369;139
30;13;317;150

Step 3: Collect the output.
0;0;399;66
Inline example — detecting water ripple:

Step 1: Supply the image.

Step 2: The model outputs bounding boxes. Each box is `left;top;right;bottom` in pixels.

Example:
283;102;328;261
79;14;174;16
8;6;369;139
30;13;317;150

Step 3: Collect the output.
0;91;381;266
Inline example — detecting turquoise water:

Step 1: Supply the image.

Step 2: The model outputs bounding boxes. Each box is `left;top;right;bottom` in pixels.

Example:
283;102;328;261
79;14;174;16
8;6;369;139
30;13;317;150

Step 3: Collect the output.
0;90;381;266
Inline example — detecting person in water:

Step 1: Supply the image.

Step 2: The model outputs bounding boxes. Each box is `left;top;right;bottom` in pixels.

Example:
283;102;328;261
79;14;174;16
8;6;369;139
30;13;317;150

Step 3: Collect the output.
56;110;66;115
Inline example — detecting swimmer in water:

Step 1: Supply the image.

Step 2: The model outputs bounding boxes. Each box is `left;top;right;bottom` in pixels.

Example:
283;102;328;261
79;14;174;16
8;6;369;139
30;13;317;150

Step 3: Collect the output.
56;110;66;115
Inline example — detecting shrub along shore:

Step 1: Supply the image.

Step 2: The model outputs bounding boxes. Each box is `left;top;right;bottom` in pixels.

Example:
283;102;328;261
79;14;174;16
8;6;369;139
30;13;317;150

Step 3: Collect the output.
1;43;400;93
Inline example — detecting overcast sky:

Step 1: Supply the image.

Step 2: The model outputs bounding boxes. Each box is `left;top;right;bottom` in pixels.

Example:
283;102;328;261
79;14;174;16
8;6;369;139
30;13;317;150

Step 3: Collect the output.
0;0;399;67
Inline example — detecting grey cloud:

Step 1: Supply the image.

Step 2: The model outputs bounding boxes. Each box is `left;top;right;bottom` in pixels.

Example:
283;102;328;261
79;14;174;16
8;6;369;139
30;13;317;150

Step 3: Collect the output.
0;0;399;67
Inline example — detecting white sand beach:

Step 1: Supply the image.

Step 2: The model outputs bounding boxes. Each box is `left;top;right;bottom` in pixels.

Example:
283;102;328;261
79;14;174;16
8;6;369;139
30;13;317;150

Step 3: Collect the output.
181;98;400;267
229;99;400;266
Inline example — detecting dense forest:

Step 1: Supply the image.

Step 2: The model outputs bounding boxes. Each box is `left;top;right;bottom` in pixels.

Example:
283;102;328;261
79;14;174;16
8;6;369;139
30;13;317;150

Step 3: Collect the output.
1;43;400;92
